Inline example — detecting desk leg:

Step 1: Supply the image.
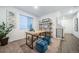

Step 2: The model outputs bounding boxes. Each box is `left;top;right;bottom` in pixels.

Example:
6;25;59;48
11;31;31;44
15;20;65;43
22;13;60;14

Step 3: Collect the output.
26;34;33;49
31;35;33;49
26;33;27;45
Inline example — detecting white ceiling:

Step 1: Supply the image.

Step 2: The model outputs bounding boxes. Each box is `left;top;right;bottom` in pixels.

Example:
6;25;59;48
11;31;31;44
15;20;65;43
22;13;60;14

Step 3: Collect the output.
14;6;79;17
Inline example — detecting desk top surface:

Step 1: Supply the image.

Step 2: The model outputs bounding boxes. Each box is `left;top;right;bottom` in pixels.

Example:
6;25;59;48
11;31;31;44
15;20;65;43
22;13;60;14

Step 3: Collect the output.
26;30;46;35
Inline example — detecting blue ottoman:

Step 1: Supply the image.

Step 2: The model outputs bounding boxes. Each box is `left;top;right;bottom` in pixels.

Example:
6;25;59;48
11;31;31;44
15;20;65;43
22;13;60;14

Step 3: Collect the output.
36;39;48;53
42;36;51;45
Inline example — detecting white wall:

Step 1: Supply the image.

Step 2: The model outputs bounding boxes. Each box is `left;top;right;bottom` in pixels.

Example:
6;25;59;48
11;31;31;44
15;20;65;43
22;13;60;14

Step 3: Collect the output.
0;7;6;24
0;7;39;42
60;16;73;33
0;6;77;41
33;17;39;31
40;12;73;38
40;12;61;38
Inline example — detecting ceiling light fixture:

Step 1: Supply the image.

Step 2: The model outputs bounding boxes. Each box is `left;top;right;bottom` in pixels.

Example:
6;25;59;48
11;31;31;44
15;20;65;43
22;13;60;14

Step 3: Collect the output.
69;10;73;13
34;6;38;9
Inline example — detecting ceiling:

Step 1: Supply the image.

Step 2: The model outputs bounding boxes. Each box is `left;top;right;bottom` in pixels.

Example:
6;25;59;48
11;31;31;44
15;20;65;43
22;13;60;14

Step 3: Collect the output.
14;6;79;17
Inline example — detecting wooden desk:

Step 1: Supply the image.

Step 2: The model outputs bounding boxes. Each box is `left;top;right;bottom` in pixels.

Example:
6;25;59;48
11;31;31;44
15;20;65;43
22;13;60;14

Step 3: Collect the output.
25;31;52;49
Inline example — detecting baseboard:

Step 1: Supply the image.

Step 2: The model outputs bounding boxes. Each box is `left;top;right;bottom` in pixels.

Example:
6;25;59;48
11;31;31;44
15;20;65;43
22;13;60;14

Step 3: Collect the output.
72;34;79;39
8;38;26;43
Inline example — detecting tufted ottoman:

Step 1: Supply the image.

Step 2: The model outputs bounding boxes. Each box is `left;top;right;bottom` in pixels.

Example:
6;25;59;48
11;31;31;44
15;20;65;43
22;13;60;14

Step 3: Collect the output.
36;39;48;53
42;36;51;45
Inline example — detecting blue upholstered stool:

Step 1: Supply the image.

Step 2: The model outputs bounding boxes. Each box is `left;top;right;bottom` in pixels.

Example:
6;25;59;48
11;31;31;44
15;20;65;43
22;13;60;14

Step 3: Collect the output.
36;39;48;53
42;36;51;45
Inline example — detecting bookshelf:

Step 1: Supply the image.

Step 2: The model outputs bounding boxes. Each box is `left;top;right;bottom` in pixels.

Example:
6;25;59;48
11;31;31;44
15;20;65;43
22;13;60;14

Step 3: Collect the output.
39;18;52;32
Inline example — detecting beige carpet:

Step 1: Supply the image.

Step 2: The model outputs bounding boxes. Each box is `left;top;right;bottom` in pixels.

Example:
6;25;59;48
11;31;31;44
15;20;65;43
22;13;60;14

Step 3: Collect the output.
59;34;79;53
0;38;60;53
1;34;79;53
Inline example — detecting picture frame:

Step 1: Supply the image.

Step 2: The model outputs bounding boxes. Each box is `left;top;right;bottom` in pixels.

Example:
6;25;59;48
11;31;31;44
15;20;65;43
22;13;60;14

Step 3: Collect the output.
6;10;16;28
74;17;78;32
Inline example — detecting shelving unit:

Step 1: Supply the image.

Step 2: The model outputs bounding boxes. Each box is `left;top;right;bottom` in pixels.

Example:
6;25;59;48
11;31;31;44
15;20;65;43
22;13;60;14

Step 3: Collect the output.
39;18;53;37
39;18;52;32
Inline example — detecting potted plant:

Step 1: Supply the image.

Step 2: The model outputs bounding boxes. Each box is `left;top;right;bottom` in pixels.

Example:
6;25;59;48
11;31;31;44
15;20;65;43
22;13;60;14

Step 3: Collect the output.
0;22;14;46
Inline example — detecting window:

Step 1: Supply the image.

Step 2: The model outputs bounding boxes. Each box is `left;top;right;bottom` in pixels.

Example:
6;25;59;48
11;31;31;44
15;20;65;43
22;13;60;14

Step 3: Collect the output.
19;15;33;30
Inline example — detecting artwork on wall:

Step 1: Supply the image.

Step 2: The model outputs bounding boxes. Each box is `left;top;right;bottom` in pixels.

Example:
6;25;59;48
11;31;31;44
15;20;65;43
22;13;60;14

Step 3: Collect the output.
74;17;78;32
6;10;16;28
